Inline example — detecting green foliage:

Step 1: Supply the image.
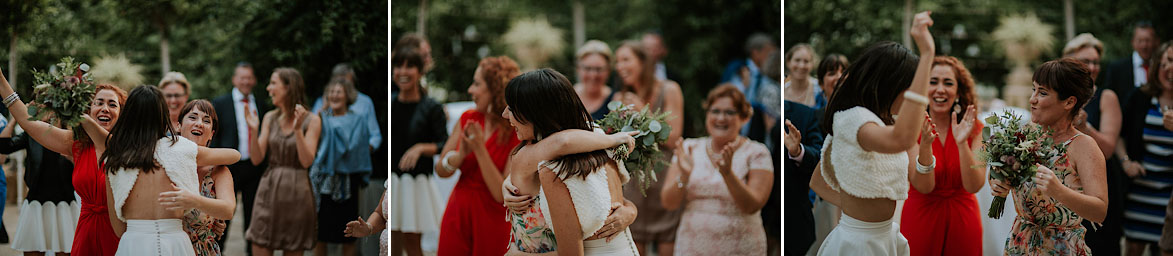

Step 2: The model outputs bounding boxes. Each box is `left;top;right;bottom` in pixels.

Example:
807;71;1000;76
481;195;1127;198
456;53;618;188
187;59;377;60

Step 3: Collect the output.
394;0;779;138
786;0;1173;94
28;57;95;141
596;101;673;194
2;0;387;107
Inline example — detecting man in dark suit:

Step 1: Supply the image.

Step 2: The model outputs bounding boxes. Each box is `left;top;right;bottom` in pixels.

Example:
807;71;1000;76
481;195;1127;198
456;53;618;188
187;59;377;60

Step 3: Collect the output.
210;62;272;254
780;100;823;256
1104;21;1158;107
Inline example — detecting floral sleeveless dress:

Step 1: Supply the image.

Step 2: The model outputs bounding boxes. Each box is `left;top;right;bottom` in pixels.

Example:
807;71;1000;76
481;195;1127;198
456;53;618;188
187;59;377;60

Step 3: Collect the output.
183;169;224;256
1004;133;1093;255
506;177;557;253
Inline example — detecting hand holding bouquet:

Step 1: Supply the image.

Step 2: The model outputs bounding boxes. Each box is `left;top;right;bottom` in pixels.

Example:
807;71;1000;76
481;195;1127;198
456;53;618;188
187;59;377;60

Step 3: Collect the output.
596;101;673;194
29;57;96;141
977;110;1065;218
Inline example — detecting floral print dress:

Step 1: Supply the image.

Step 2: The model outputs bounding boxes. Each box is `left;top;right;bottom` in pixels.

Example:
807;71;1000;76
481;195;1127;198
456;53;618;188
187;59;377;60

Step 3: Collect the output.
183;170;224;256
506;178;557;253
1004;133;1092;256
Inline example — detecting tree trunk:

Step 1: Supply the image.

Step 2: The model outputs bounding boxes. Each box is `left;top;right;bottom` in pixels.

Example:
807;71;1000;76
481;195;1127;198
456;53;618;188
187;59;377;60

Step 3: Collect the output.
418;0;428;36
1064;0;1074;41
573;0;585;50
8;30;17;91
902;0;912;48
160;27;170;75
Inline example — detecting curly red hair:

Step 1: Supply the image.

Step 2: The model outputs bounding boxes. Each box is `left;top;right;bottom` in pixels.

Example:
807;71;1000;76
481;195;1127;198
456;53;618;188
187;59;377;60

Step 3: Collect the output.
477;56;521;137
931;56;978;119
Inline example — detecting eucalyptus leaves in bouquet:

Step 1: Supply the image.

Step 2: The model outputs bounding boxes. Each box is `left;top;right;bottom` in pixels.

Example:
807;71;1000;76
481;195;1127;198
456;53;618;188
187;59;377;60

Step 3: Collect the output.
977;110;1065;218
596;101;673;194
29;57;96;141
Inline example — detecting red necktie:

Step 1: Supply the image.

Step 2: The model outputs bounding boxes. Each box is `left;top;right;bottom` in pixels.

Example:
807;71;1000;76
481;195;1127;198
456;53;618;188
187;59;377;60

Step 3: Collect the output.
242;97;254;153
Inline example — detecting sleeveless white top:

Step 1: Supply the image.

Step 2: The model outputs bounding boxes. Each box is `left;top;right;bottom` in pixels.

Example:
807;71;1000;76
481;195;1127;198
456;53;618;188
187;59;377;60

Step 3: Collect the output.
109;137;200;221
821;107;909;200
536;149;631;240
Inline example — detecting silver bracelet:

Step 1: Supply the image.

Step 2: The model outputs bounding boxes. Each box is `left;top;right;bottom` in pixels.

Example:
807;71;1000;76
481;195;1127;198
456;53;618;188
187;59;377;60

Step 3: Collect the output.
3;93;18;107
903;91;930;105
916;155;936;174
442;151;459;171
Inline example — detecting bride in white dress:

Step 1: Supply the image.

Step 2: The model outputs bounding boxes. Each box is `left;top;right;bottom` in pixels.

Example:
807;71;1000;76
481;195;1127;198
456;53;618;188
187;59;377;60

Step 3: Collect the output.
84;85;240;256
502;68;641;256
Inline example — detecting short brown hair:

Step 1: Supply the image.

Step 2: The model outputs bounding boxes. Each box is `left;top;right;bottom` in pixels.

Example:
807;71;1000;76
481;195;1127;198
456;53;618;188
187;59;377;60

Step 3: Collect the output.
1033;58;1094;119
179;99;218;145
932;56;979;119
704;84;753;119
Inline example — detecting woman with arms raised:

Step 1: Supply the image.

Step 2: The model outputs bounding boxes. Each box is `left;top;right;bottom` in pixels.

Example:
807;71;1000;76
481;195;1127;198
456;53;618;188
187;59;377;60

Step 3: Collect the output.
0;65;126;256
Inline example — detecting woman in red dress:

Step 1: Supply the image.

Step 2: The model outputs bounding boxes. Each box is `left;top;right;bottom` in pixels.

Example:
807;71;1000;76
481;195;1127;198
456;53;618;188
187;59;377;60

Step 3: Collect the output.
0;65;127;256
900;56;985;255
434;56;522;255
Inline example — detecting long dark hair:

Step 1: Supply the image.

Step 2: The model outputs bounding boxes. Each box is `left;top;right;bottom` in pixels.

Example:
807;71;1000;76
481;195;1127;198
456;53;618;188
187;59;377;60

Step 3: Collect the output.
505;69;610;180
102;85;177;173
821;41;919;135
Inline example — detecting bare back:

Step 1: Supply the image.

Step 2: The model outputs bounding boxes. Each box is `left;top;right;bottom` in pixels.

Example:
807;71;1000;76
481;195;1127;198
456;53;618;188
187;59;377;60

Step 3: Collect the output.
123;169;185;220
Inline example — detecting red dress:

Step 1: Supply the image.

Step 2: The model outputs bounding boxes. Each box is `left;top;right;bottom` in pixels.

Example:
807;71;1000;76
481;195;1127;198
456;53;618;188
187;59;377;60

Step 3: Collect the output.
437;110;520;256
71;142;119;255
900;123;984;256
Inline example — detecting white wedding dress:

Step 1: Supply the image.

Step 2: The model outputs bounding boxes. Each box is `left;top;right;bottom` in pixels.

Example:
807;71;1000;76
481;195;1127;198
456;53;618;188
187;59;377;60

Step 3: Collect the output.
109;137;200;256
536;150;640;256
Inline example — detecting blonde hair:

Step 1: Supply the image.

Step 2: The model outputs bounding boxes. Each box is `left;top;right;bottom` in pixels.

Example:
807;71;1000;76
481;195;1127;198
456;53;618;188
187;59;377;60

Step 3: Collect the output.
576;40;613;65
1062;33;1104;56
157;71;191;95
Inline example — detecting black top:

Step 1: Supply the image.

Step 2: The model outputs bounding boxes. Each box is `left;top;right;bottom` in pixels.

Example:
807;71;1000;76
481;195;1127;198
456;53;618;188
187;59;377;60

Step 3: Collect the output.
0;133;75;203
1085;88;1105;130
389;93;448;177
589;91;615;121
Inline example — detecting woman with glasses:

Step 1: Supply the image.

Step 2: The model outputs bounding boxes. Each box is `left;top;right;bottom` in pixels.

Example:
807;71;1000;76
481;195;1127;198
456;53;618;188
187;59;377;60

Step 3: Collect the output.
575;40;617;120
159;72;192;130
660;84;774;255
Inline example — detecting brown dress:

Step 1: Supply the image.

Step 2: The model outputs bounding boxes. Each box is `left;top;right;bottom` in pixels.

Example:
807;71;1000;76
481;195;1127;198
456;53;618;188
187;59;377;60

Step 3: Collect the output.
621;81;682;243
246;116;317;250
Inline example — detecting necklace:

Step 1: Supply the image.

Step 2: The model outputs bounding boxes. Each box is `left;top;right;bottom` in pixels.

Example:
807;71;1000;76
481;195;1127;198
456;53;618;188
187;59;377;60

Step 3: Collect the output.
707;137;743;168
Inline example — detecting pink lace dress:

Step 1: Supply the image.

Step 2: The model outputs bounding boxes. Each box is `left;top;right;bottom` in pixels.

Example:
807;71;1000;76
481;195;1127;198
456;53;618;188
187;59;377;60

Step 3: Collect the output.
1004;133;1093;255
674;138;773;255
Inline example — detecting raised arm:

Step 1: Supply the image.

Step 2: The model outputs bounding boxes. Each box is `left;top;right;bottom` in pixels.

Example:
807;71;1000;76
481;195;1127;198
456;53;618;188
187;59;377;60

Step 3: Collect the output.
198;147;241;167
0;65;76;156
713;144;774;214
539;167;585;256
80;115;109;156
857;11;935;153
249;111;272;166
661;139;693;210
435;120;465;178
0;122;29;154
293;106;322;169
661;81;685;150
908;117;936;194
528;129;637;162
1076;91;1121;159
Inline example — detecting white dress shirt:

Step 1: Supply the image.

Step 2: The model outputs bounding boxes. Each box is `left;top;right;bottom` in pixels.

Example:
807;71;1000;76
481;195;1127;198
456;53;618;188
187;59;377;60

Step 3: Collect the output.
232;88;258;161
1134;51;1148;88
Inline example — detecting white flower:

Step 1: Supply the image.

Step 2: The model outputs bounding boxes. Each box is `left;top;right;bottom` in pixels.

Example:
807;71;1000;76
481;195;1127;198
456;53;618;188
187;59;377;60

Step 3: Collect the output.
35;84;50;90
79;63;90;72
1015;140;1035;151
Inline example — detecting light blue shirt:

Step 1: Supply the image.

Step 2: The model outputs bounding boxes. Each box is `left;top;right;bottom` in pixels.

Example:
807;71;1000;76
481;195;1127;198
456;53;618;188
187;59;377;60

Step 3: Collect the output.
312;92;383;149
